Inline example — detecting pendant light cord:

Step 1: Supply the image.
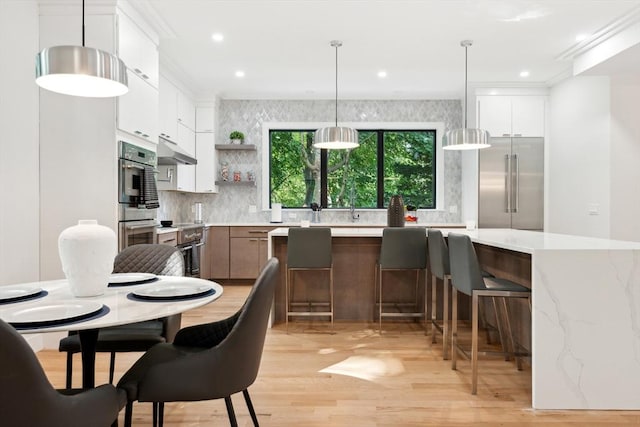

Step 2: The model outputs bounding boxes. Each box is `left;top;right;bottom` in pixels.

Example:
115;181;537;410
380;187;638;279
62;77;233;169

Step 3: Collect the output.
82;0;85;47
463;43;468;128
336;44;339;127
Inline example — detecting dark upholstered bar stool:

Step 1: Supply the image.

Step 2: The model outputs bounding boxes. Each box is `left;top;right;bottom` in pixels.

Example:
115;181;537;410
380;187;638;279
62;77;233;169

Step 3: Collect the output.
375;227;428;333
448;233;531;394
286;227;333;331
427;229;452;359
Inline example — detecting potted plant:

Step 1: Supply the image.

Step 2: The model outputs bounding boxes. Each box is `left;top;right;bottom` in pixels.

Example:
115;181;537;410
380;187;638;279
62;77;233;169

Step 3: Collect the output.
229;131;245;144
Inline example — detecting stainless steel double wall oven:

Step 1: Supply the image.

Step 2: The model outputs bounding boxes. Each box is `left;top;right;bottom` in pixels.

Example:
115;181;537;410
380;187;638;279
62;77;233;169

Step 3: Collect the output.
118;141;159;251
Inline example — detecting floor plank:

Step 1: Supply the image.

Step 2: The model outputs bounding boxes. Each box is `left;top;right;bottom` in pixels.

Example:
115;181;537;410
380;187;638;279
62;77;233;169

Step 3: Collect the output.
36;285;640;426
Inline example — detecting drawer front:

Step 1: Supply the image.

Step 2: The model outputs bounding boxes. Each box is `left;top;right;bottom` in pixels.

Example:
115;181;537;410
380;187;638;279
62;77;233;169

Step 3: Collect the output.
157;231;178;246
229;226;274;238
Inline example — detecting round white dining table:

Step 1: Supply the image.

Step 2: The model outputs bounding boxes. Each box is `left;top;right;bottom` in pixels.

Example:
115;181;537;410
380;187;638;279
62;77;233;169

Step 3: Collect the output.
0;276;223;388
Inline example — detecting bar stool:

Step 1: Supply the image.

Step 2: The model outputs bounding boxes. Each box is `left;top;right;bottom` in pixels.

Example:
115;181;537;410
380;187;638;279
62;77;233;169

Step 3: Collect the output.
427;229;452;359
286;227;333;331
448;233;531;394
375;227;427;333
428;229;496;360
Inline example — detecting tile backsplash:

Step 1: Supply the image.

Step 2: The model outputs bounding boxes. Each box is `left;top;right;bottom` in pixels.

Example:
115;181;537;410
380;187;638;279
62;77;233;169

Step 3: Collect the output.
158;99;463;225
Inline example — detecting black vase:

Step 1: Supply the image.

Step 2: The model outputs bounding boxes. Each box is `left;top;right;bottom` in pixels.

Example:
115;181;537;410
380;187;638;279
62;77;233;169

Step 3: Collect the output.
387;195;405;227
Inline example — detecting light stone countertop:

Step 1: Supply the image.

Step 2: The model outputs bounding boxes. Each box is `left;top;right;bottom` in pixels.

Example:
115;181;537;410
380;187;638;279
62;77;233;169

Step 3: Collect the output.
269;227;640;254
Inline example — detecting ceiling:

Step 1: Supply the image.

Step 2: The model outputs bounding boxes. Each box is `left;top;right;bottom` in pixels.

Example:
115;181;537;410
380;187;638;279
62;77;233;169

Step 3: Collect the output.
134;0;640;100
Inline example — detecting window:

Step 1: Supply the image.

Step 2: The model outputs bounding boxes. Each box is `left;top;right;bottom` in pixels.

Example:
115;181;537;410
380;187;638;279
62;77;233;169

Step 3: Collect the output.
269;128;436;209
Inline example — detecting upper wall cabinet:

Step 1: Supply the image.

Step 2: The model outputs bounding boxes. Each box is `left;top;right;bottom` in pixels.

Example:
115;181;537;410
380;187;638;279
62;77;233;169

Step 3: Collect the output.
177;92;196;131
477;95;545;137
159;75;179;142
117;12;159;88
196;107;215;133
117;71;158;142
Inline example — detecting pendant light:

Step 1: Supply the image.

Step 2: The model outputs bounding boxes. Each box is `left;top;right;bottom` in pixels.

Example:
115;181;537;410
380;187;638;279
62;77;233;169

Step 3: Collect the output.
35;0;128;98
314;40;359;150
443;40;490;150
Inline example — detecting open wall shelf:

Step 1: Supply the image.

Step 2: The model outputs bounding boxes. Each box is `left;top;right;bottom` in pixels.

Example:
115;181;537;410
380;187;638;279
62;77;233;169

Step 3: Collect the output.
215;144;257;151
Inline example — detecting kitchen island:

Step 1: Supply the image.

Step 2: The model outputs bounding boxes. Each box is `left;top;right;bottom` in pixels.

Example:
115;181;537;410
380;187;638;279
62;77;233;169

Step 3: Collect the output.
267;227;640;410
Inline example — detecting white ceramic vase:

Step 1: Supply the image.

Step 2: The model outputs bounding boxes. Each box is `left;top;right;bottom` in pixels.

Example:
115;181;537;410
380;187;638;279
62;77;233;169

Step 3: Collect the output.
58;220;117;297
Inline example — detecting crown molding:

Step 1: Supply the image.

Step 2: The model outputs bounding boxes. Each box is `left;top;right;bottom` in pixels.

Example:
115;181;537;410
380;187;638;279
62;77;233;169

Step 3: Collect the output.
556;5;640;61
123;0;176;39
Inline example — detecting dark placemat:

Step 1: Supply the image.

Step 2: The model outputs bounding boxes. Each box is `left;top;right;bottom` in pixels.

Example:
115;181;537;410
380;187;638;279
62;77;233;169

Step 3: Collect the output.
10;305;110;330
127;288;216;303
108;277;159;287
0;290;48;306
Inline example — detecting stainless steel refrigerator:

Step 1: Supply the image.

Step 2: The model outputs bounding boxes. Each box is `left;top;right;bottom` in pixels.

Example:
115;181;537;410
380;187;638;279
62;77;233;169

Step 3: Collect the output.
478;137;544;230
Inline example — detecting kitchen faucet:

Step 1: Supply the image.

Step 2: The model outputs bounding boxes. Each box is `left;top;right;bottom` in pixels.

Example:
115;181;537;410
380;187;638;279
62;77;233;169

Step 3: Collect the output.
349;186;359;222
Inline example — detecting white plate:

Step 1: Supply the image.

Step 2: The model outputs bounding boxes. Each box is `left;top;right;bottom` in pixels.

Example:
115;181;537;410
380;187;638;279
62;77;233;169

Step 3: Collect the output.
109;273;157;285
2;301;103;325
0;285;43;302
133;283;213;299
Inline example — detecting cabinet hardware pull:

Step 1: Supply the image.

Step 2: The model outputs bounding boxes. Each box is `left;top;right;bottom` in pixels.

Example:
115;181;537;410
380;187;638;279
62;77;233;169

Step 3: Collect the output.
502;133;510;137
514;133;522;137
134;68;142;74
134;130;142;134
142;74;149;79
248;230;267;234
249;238;259;242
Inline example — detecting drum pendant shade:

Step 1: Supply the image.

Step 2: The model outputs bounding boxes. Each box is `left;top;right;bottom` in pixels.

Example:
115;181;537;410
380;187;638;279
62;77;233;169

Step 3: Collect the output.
314;40;359;150
35;0;128;98
36;45;128;98
443;40;490;150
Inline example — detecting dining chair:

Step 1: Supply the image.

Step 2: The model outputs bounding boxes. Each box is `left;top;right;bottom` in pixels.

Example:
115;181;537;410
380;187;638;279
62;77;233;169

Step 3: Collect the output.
0;319;125;427
59;243;185;387
118;257;279;427
285;227;333;331
447;233;531;394
375;227;428;333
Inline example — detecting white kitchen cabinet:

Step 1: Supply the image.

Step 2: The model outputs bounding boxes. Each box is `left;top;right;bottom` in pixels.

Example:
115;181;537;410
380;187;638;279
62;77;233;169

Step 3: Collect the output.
177;91;196;131
477;95;545;137
511;97;545;137
159;75;179;142
117;11;159;88
117;72;158;143
176;123;196;192
196;132;217;193
196;107;215;132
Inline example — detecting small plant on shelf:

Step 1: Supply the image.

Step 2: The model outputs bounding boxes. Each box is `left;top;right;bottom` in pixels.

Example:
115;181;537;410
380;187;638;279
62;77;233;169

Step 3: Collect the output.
229;131;245;144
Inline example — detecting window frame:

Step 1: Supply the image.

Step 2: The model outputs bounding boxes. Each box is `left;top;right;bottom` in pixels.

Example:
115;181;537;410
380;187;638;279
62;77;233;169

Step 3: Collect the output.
262;121;445;211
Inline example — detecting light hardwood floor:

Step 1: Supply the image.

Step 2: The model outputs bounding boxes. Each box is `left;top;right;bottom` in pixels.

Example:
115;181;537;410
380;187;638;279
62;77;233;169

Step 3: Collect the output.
36;285;640;426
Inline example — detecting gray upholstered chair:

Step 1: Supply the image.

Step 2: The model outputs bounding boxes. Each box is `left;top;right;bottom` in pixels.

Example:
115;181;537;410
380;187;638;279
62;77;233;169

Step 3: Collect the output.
376;227;427;333
59;244;185;387
0;319;124;427
447;233;531;394
118;257;279;427
285;227;333;331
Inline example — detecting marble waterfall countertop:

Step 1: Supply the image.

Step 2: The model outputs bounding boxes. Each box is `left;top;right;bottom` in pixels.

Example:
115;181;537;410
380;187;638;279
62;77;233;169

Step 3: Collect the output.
267;227;640;410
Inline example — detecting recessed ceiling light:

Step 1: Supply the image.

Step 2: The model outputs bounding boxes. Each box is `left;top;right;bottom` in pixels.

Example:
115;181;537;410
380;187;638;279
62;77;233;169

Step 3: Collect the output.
377;70;387;78
575;34;589;42
211;33;224;42
519;70;530;78
235;70;245;78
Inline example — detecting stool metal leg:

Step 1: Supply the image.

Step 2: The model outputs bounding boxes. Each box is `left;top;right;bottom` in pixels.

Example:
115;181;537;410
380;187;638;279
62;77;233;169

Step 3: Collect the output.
500;297;522;371
330;266;334;328
379;264;383;334
285;265;290;333
431;274;438;343
471;291;479;395
491;297;511;361
443;275;450;360
451;287;458;370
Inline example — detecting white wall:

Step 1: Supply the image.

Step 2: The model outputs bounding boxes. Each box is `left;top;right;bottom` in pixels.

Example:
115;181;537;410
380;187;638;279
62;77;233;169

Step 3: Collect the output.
38;11;118;280
0;1;40;285
547;76;611;238
609;75;640;241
